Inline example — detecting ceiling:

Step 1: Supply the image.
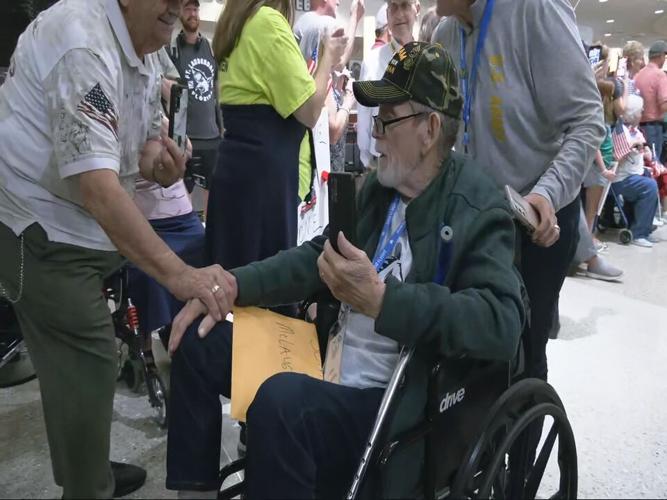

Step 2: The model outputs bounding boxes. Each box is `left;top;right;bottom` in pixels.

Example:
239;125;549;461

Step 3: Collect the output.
573;0;667;48
197;0;667;50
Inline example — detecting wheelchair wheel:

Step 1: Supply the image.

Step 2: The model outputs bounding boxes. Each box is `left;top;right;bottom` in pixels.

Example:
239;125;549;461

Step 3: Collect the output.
0;343;36;388
146;370;168;428
121;358;144;393
451;379;577;499
619;229;633;245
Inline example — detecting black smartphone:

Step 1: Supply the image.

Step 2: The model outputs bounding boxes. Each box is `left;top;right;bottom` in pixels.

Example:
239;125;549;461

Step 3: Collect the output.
328;172;358;253
168;81;188;154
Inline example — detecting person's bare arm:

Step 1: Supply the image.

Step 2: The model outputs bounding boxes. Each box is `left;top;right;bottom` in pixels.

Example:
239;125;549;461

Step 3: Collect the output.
78;169;233;321
327;82;355;144
294;29;348;129
341;0;364;67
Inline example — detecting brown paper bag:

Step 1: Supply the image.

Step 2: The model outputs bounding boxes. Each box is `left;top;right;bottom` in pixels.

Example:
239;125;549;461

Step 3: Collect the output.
231;307;323;422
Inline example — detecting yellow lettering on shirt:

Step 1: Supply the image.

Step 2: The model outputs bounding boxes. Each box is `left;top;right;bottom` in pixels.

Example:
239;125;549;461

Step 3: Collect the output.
489;54;505;85
490;96;506;142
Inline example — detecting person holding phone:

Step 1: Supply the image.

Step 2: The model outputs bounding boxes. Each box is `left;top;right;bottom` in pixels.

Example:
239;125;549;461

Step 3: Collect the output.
432;0;605;381
165;42;524;498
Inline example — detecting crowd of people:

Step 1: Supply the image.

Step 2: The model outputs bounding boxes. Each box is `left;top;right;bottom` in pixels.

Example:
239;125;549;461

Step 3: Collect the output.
0;0;665;498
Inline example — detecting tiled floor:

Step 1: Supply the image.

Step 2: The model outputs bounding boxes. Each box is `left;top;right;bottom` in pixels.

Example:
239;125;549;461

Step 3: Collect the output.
1;225;666;498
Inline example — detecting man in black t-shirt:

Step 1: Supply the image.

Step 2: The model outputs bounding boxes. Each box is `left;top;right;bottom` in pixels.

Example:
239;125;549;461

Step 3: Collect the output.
170;0;223;203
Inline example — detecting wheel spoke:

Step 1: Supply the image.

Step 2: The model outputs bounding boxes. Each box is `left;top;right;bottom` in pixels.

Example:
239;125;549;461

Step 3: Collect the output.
524;423;559;498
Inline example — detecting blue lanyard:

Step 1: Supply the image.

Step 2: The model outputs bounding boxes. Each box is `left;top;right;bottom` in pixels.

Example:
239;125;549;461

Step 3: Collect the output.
460;0;495;152
372;196;407;271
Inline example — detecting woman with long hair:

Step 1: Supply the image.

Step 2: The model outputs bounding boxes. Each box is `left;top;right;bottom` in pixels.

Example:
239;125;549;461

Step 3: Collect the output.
205;0;346;272
166;0;346;495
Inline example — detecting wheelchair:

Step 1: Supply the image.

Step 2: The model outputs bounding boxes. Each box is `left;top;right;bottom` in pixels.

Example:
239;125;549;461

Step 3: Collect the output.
596;184;634;245
104;265;169;428
217;343;577;499
0;299;36;388
0;266;169;428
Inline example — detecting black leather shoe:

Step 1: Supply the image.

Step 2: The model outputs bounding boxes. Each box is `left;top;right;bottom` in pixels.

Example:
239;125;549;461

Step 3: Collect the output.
111;461;147;498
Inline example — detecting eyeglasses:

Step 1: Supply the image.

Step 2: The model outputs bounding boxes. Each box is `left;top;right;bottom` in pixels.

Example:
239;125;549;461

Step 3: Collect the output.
372;112;426;136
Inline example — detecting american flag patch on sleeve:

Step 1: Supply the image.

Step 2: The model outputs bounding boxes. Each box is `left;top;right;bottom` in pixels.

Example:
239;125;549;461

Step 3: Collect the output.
77;83;119;141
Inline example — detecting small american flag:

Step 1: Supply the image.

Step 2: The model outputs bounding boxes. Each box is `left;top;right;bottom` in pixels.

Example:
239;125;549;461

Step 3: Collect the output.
611;125;640;162
307;47;318;74
77;83;119;141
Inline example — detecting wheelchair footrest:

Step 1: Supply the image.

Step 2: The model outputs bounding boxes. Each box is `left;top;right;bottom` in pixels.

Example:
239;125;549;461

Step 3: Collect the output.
218;458;246;500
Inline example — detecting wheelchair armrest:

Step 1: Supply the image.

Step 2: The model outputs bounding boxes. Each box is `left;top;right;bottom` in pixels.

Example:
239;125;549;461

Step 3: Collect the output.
218;457;246;500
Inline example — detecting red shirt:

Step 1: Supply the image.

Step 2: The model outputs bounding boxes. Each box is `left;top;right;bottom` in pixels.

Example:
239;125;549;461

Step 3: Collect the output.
634;62;667;122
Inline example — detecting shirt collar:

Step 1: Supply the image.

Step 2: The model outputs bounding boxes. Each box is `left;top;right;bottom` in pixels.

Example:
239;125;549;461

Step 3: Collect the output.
104;0;150;76
470;0;487;27
458;0;487;35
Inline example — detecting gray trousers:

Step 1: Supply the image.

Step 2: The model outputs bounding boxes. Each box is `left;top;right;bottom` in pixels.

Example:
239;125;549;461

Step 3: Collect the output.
573;205;597;265
0;222;122;498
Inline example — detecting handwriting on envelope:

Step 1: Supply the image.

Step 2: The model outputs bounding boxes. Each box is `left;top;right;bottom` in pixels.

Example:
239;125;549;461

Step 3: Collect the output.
231;307;323;422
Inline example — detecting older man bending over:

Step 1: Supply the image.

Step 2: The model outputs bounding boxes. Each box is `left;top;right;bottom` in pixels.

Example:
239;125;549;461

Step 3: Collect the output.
166;42;525;499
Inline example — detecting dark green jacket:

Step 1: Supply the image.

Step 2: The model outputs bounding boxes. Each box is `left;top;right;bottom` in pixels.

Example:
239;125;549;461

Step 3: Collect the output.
231;152;525;496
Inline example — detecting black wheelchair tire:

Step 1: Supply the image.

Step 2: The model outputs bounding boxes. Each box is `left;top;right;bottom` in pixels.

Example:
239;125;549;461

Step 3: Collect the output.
476;402;577;499
121;358;144;393
0;349;37;389
146;371;168;429
451;378;577;499
619;229;633;245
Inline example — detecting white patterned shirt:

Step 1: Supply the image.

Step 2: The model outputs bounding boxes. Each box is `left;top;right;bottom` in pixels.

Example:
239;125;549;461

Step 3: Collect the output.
0;0;163;250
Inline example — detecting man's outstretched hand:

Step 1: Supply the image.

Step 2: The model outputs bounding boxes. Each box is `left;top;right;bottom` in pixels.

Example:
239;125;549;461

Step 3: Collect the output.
168;272;238;356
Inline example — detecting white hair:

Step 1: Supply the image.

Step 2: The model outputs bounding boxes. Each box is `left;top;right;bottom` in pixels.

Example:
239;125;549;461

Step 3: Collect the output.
409;101;459;158
624;94;644;124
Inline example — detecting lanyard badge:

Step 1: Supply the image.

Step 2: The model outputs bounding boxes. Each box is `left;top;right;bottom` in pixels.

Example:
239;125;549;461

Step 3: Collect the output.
460;0;495;153
324;196;406;384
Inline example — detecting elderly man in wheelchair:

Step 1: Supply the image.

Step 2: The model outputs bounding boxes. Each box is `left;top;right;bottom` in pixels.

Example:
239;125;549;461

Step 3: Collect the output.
164;42;576;499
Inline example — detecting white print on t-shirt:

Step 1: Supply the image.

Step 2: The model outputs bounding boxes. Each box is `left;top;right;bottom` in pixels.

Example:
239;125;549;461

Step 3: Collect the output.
185;58;215;102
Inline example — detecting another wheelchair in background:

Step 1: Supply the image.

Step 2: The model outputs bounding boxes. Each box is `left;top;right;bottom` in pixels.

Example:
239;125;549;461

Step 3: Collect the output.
0;299;35;388
0;267;169;429
104;265;169;428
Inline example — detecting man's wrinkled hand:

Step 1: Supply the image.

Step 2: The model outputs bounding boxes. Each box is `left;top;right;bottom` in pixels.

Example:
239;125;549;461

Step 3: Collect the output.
169;298;207;355
169;298;223;355
601;169;617;182
317;232;385;318
167;265;238;324
524;193;560;248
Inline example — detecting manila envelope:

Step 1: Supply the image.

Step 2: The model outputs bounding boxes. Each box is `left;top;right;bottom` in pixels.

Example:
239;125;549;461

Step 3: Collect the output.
231;307;323;422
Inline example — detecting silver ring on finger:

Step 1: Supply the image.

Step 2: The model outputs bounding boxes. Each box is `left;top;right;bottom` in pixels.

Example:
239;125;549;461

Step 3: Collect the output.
554;224;560;232
211;284;221;294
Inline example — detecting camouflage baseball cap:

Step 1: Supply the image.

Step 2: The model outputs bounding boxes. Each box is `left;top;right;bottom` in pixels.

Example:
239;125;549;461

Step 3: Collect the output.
353;42;463;119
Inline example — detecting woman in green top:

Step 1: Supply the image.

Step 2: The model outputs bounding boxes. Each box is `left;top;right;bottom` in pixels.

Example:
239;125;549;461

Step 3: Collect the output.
204;0;346;272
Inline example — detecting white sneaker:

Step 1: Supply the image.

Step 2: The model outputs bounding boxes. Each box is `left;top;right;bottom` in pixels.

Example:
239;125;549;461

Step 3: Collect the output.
653;217;664;227
648;234;661;244
632;238;654;248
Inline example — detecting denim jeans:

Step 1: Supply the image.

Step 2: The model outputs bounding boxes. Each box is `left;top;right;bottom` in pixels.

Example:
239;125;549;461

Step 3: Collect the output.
640;123;664;160
612;175;659;239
